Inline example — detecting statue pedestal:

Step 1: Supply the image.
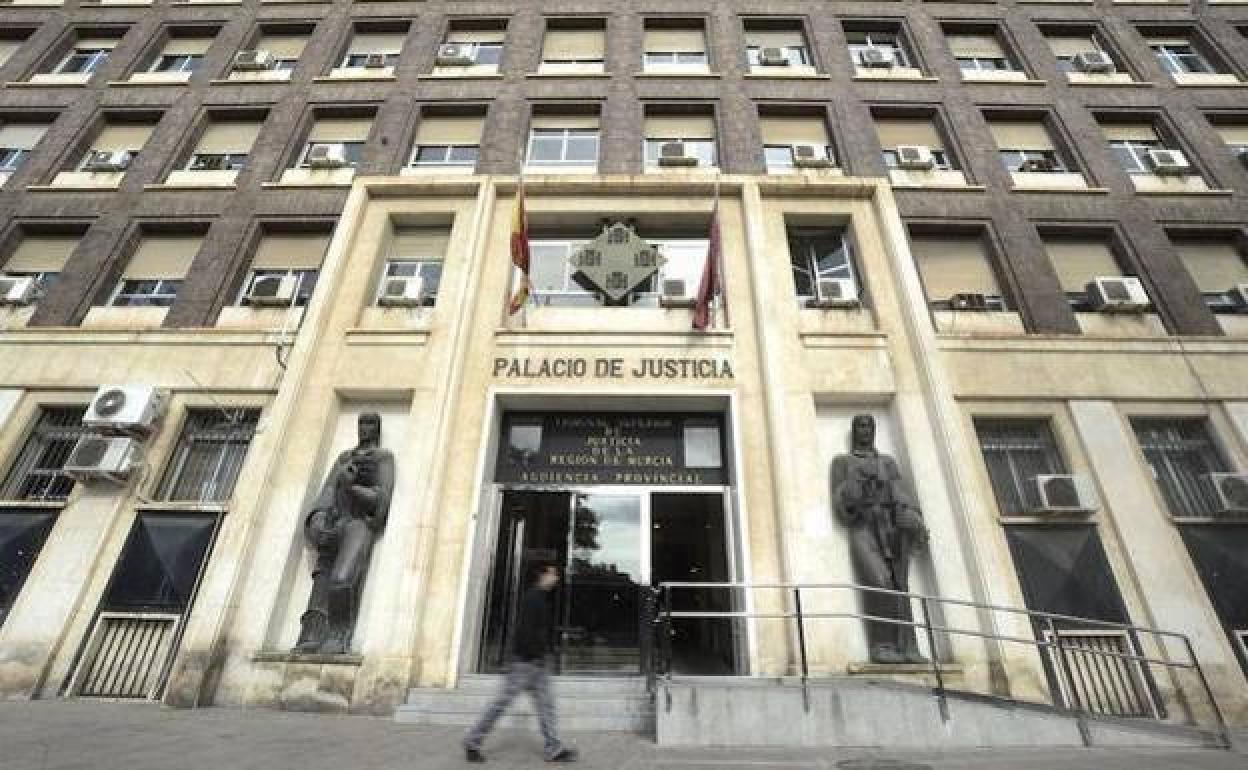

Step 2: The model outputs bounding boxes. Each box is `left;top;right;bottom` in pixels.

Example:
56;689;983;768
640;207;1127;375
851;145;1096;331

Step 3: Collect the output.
847;661;964;690
252;651;364;714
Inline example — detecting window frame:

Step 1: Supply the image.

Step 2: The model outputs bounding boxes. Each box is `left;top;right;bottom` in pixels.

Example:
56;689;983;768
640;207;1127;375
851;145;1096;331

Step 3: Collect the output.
845;30;911;68
54;47;110;75
0;147;30;172
296;140;365;169
155;407;261;504
409;143;479;167
0;405;89;502
974;418;1070;516
376;259;443;306
109;278;183;308
235;267;319;307
1149;42;1215;75
524;127;599;168
786;226;858;304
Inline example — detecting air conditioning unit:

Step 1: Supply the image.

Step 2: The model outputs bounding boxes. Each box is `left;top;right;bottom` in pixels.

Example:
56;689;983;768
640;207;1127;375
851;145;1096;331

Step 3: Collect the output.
83;150;131;172
792;144;832;168
860;47;896;69
1147;149;1191;175
1030;474;1098;514
1206;472;1248;514
0;275;37;305
895;145;935;171
1018;158;1057;173
950;292;990;311
246;274;297;306
363;53;389;69
1229;284;1248;312
378;275;424;307
83;385;167;433
436;43;474;66
658;142;698;167
189;155;228;172
306;143;348;169
233;50;274;71
809;278;860;308
64;435;140;482
759;47;790;67
659;278;694;308
1239;148;1248;169
1073;51;1115;74
1086;276;1150;313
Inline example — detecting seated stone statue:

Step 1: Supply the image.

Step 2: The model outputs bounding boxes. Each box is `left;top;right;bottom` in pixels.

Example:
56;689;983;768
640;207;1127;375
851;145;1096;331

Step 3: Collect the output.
830;414;930;664
293;412;394;655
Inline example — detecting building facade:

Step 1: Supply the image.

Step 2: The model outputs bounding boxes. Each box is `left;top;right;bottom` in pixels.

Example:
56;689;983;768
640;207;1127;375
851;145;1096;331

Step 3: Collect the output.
0;0;1247;741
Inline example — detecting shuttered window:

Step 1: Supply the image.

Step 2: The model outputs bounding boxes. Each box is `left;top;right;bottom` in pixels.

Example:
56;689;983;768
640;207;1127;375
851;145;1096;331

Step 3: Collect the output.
0;123;49;152
542;27;605;63
1047;34;1098;59
875;118;943;150
390;226;450;260
0;38;24;67
350;33;404;55
415;115;482;146
948;33;1006;59
1043;237;1121;292
989;122;1054;151
910;233;1004;302
644;25;705;54
446;29;505;44
162;37;213;57
1215;125;1248;149
0;406;89;501
257;34;307;61
1172;238;1248;293
252;232;329;270
124;235;200;279
3;233;78;273
194;121;261;156
156;408;260;503
760;116;828;147
90;123;155;154
308;117;373;143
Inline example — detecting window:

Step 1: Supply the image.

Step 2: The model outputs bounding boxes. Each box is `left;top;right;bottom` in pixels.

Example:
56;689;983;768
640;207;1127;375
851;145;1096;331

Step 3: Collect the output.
526;115;599;168
643;21;708;70
156;408;260;503
975;419;1067;515
1042;234;1126;310
378;226;447;305
145;35;213;76
241;27;310;73
73;121;155;173
240;230;328;306
1;232;79;297
109;233;201;308
0;510;57;627
788;227;855;303
1147;38;1214;75
183;120;261;172
299;141;363;168
1131;418;1231;519
644;112;717;168
101;513;217;612
845;30;911;68
945;30;1019;74
1101;124;1164;174
296;115;374;170
1212;122;1248;158
540;21;605;72
876;116;954;170
151;54;201;74
744;23;811;69
760;113;834;170
54;42;113;75
1044;29;1117;75
0;123;48;175
440;25;505;69
1170;234;1248;313
340;30;405;69
410;113;482;168
0;34;29;68
909;231;1008;310
988;121;1069;173
525;236;708;307
0;406;89;501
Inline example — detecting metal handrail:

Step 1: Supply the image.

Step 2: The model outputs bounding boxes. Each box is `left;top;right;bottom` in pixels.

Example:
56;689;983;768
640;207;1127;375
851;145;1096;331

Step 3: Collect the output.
645;580;1231;749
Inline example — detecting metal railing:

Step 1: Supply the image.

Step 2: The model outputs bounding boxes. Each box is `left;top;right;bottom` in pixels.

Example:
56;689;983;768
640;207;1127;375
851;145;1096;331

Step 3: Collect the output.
644;581;1231;749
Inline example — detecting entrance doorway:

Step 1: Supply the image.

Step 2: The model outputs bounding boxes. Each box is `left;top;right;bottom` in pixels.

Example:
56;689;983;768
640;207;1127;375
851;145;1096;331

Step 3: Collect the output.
478;488;738;676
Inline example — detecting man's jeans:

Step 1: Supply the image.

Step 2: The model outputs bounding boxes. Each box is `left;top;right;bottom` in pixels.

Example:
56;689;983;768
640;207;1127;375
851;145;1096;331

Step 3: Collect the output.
464;659;563;758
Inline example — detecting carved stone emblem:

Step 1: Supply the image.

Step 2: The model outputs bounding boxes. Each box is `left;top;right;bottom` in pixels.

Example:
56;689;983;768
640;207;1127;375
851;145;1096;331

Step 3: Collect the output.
569;223;665;304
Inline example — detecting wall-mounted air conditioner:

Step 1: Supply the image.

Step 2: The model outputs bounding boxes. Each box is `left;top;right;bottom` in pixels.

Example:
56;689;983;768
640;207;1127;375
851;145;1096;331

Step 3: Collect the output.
1030;474;1098;514
1086;276;1149;313
83;385;167;433
65;435;141;482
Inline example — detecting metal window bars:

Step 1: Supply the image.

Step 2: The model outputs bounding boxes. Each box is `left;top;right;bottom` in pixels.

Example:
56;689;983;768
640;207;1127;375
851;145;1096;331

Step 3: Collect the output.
644;581;1230;749
0;406;89;501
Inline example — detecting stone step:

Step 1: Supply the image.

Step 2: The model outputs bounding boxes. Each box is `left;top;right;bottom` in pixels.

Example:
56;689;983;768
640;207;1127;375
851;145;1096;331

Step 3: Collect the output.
394;706;653;733
454;674;651;695
403;691;654;718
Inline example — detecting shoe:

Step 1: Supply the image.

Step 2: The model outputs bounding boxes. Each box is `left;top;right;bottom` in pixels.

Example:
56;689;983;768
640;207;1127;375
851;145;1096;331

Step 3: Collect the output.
464;747;485;763
546;747;578;762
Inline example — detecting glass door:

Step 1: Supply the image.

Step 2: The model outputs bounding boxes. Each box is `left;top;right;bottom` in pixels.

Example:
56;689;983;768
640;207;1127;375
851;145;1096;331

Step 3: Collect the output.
559;492;644;674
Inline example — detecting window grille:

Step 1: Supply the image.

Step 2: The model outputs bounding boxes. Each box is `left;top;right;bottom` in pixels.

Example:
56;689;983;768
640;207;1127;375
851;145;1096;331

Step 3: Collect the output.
1131;418;1228;518
975;419;1066;515
156;408;260;503
0;406;88;501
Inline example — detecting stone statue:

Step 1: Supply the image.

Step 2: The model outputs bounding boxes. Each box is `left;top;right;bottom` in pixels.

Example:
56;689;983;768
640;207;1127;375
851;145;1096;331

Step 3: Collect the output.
830;414;930;664
294;412;394;655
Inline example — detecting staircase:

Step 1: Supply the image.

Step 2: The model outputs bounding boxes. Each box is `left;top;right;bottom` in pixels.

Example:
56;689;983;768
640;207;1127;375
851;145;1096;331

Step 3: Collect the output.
394;674;654;733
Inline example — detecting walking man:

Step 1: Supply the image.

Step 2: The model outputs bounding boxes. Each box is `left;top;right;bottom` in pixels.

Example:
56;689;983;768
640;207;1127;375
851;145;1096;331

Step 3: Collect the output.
464;564;578;763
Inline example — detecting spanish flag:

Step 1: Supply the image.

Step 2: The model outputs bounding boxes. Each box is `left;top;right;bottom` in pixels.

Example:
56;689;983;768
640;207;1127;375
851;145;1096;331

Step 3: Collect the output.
507;183;532;315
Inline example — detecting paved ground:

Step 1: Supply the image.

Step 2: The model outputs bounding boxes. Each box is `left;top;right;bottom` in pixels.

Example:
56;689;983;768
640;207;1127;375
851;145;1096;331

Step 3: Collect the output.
2;700;1246;770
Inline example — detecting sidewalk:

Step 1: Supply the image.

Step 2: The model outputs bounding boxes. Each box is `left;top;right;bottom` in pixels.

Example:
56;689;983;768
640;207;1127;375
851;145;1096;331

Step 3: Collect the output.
2;700;1245;770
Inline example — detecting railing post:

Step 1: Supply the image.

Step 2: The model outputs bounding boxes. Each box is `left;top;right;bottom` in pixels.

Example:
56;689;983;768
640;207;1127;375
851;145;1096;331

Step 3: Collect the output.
1182;635;1231;749
1047;617;1092;747
793;587;810;713
642;585;656;695
918;596;948;723
662;584;674;713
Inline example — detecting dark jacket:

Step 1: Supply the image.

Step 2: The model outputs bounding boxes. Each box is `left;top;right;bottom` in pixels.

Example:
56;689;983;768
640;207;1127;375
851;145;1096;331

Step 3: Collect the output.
511;586;553;662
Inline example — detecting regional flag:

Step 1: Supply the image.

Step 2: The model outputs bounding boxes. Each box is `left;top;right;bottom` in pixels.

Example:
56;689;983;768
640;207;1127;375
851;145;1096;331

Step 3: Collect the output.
692;202;721;331
507;183;532;315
